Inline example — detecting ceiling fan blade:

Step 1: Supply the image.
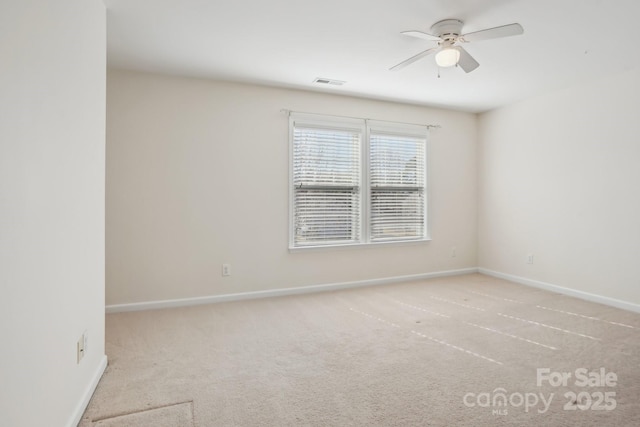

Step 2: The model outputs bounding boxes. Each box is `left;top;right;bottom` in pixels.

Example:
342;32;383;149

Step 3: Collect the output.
455;46;479;73
461;23;523;42
401;30;442;42
390;47;439;71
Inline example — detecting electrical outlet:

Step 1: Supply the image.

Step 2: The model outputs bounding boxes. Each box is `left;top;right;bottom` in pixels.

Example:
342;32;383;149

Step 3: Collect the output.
527;254;534;264
77;330;88;364
77;334;85;364
222;263;231;277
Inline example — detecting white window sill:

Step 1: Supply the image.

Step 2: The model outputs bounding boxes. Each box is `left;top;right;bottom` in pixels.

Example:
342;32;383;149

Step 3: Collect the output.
289;237;432;253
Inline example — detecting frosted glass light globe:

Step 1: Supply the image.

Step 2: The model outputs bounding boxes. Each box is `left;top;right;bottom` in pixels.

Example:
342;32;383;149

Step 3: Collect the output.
435;48;460;67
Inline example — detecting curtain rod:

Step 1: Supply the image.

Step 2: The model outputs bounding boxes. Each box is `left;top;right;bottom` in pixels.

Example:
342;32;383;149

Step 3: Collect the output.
280;109;441;129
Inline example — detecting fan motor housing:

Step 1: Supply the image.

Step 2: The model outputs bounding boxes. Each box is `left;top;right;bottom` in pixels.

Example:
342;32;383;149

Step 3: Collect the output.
430;19;464;40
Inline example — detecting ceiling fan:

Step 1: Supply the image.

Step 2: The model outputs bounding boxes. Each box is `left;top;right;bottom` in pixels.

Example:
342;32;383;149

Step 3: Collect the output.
391;19;524;73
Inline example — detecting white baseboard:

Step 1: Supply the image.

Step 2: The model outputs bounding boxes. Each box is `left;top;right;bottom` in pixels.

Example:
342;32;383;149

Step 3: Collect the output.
67;354;108;427
106;268;479;313
106;267;640;315
479;268;640;314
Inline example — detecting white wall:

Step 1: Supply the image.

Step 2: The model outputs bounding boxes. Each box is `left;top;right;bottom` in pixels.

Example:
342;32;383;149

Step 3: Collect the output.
106;70;478;305
478;67;640;305
0;1;106;426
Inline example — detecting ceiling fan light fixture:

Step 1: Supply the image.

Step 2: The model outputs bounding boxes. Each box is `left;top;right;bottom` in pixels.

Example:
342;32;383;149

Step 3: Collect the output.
435;47;460;68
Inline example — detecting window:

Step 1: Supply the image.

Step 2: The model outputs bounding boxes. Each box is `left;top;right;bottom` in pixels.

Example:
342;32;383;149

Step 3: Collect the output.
292;122;362;246
369;130;426;242
290;113;429;249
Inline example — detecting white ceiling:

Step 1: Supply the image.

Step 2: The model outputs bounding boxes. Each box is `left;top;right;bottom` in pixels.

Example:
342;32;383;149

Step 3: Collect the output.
104;0;640;113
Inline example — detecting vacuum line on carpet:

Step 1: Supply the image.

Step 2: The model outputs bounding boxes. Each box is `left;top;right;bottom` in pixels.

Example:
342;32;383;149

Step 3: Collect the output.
349;307;502;366
467;290;524;304
497;313;600;341
409;330;503;365
463;321;558;350
535;305;637;329
386;297;557;350
427;295;486;312
389;299;451;318
349;308;401;328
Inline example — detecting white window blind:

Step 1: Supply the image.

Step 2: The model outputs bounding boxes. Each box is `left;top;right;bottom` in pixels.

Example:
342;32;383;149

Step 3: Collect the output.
369;132;426;241
292;125;361;246
290;113;429;249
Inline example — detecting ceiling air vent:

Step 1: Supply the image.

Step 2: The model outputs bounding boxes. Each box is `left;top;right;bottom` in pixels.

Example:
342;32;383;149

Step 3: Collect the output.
313;77;345;86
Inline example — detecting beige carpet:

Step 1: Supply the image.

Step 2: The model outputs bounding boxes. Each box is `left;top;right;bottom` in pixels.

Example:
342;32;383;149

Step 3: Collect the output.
80;274;640;426
92;402;193;427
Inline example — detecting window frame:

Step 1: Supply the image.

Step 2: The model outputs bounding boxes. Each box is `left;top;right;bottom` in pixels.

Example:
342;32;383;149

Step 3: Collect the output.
289;113;430;250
